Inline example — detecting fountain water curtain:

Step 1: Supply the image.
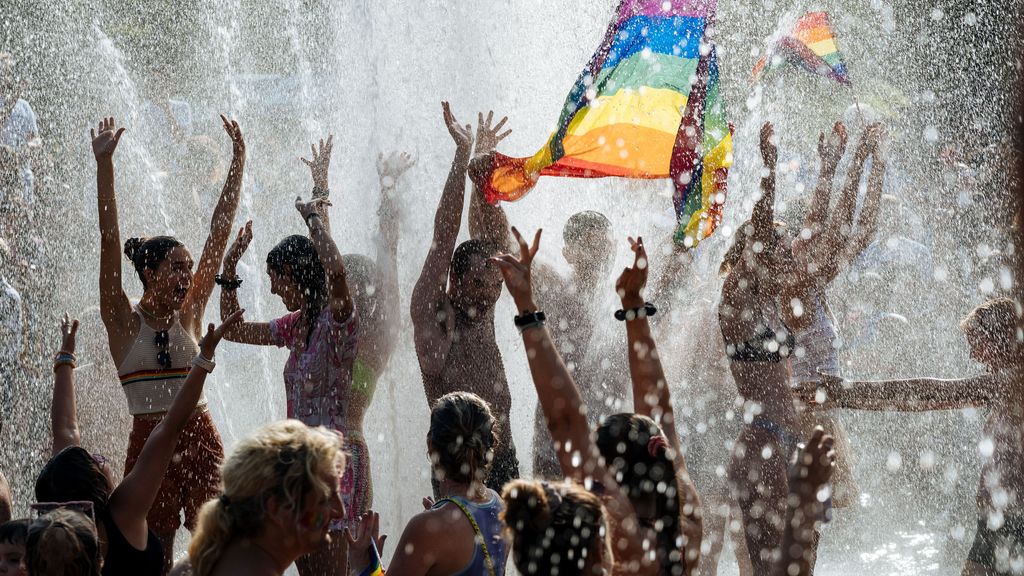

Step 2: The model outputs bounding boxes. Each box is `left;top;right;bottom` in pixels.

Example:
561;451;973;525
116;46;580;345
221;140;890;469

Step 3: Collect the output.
0;0;1018;574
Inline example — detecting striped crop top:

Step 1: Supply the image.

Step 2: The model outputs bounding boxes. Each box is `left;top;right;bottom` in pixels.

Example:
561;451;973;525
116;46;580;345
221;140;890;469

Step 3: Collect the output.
116;308;203;415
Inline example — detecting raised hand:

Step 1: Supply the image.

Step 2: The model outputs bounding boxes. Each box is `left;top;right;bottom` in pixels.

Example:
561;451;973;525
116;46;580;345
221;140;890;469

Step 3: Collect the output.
302;135;334;190
442;101;473;153
198;308;245;360
220;114;245;157
617;237;649;308
474;110;511;156
59;312;80;356
295;195;330;224
853;122;884;162
817;121;848;168
223;221;253;270
760;121;777;168
376;151;416;180
90;117;126;160
491;226;542;311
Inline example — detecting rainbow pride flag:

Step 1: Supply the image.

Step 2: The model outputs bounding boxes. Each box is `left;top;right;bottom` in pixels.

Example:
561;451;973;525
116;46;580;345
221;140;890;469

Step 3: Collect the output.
482;0;733;247
752;11;850;85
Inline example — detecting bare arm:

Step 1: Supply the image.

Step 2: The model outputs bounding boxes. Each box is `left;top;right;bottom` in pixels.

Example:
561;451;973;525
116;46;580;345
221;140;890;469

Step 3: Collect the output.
182;116;245;334
297;198;353;323
92;118;133;339
844;135;887;266
367;151;416;370
796;373;997;411
618;237;702;569
468;111;513;251
411;102;474;378
802;122;847;237
493;227;647;572
51;315;81;456
110;311;244;547
819;124;881;259
218;221;273;345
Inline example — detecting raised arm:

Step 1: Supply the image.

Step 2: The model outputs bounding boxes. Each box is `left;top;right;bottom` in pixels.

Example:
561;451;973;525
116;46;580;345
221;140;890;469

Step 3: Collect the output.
296;196;353;323
817;124;881;264
182;115;245;333
468;112;513;252
795;373;996;412
618;237;702;568
368;151;416;369
844;130;887;266
801;122;847;238
411;102;473;378
493;228;646;573
92;118;133;339
752;122;778;249
302;135;333;234
110;310;244;547
51;314;81;456
219;221;273;344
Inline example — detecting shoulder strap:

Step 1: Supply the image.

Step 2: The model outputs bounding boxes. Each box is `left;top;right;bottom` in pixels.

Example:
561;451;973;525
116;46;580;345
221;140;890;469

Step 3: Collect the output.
434;497;497;576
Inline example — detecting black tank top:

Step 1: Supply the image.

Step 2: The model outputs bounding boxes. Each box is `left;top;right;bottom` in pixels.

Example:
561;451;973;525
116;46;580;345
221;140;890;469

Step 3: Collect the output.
100;509;164;576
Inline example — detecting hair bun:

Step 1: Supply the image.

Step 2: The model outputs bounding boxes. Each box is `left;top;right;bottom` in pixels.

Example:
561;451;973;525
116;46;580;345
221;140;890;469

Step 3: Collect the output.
502;480;552;534
123;237;147;262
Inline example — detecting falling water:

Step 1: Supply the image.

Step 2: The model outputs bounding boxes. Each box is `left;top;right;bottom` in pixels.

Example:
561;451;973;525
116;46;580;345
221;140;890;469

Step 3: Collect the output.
1;0;1020;574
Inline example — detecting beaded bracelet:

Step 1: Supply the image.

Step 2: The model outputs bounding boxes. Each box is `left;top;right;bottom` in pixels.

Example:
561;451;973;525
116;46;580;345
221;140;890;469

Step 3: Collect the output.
53;352;77;371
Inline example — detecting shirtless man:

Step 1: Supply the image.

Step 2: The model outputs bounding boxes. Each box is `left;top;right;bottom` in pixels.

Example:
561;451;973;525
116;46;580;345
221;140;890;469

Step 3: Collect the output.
412;104;519;493
796;297;1023;576
468;198;625;477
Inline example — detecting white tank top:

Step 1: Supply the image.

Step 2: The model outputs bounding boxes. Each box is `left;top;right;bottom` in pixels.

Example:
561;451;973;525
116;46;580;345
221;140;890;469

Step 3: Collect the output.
116;308;204;415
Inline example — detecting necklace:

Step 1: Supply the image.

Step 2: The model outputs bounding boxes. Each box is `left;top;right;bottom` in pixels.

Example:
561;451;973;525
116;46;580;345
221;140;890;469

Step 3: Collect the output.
137;303;174;323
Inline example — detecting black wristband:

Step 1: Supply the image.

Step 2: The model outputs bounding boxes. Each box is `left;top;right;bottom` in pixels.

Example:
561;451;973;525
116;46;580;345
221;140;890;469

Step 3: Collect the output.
514;310;546;332
215;274;243;290
615;302;656;321
305;211;322;226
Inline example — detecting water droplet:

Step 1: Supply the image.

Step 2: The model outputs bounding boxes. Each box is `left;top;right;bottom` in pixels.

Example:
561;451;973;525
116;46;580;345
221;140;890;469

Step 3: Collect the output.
979;437;995;458
886;451;902;471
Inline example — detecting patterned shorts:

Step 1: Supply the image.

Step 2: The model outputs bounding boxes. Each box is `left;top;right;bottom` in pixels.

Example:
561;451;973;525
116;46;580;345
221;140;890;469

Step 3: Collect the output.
333;431;372;531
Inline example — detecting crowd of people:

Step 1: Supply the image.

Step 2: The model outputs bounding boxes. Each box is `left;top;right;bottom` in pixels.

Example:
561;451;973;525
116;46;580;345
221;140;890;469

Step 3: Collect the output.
0;47;1021;576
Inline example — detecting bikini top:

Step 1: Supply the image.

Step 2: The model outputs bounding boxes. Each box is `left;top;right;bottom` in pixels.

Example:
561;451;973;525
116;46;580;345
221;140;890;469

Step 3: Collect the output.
116;308;203;415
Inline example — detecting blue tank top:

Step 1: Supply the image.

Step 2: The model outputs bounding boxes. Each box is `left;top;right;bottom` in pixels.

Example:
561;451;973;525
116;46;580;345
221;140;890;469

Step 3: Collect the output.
432;490;507;576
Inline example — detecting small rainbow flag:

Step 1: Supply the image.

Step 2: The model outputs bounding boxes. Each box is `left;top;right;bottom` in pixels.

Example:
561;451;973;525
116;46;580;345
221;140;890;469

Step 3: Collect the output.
752;11;850;85
482;0;733;247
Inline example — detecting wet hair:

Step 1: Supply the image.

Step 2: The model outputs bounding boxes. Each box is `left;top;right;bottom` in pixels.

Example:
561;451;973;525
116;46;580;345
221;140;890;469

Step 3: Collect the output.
451;240;498;280
35;447;111;518
428;392;496;485
189;420;345;576
596;413;685;576
563;211;611;245
960;297;1022;366
25;509;100;576
267;235;328;341
0;518;28;546
124;236;185;289
502;480;606;576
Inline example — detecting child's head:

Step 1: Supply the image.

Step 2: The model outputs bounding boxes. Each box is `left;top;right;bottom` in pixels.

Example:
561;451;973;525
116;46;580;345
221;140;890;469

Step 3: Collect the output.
960;297;1022;370
25;510;100;576
0;519;29;576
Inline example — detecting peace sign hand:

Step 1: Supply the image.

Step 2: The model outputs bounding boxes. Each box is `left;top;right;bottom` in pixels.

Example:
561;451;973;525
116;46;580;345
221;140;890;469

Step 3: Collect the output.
616;236;649;308
491;226;542;312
